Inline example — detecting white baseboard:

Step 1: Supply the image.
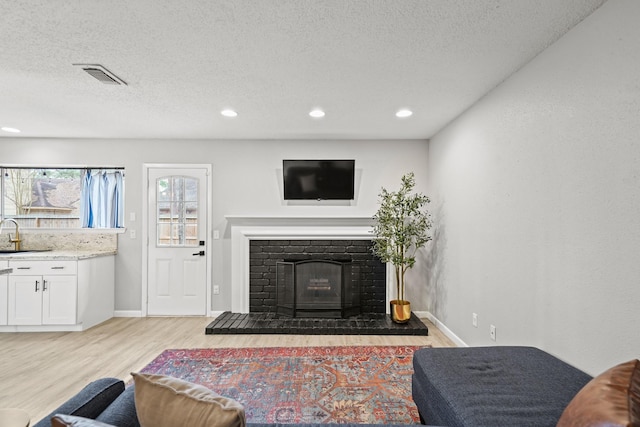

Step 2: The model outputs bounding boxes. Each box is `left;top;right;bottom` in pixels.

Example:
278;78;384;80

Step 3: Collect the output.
414;310;467;347
0;324;84;332
114;310;222;318
114;310;144;317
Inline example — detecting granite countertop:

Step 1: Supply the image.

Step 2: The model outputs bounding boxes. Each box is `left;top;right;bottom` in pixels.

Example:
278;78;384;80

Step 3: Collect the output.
0;250;117;260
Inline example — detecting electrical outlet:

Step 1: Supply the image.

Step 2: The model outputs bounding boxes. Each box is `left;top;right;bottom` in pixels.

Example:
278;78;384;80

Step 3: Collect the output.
472;313;478;328
490;324;496;341
213;285;220;295
129;230;136;239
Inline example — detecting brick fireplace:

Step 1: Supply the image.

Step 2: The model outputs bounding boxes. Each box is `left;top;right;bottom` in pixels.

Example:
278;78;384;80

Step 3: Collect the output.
209;216;429;335
228;215;393;314
249;239;386;316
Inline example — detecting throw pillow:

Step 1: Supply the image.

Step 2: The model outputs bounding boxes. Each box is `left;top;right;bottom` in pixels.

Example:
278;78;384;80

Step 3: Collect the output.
51;414;116;427
557;359;640;427
131;372;245;427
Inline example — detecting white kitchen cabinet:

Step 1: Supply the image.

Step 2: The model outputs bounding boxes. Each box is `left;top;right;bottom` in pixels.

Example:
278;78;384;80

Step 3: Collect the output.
43;275;77;324
2;255;114;332
8;275;44;325
0;260;8;325
8;260;77;325
8;274;77;325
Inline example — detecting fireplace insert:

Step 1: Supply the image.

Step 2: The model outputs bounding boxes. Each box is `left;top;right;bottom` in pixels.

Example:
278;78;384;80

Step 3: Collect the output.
276;259;360;318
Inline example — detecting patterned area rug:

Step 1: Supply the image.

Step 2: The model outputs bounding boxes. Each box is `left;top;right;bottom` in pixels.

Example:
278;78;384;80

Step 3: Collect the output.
139;346;426;424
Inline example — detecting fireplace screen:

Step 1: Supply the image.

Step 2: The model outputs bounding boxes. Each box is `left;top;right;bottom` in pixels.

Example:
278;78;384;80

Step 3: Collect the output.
276;260;360;318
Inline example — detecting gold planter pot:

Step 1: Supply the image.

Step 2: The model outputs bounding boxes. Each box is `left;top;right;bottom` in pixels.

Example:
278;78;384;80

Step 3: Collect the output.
390;299;411;323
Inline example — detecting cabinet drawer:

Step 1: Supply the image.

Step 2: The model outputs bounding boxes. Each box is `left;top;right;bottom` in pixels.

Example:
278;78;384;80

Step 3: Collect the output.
9;260;78;276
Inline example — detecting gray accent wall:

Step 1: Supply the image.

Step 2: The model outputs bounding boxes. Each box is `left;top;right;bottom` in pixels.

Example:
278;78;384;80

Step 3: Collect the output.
427;0;640;376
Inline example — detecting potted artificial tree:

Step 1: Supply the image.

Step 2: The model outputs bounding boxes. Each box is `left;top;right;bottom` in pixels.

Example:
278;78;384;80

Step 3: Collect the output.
371;172;433;323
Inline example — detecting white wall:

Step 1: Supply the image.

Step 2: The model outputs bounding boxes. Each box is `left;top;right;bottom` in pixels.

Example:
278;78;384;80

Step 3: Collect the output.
1;139;429;312
427;0;640;375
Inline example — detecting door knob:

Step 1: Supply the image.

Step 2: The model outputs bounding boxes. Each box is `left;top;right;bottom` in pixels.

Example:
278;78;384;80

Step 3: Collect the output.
192;250;205;256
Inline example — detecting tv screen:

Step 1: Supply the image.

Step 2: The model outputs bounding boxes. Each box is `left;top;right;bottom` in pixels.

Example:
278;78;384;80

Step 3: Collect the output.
283;160;355;200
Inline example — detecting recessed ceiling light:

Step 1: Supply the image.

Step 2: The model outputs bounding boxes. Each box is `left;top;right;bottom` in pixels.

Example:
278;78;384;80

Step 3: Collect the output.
309;109;325;118
221;109;238;118
1;127;21;133
396;109;413;118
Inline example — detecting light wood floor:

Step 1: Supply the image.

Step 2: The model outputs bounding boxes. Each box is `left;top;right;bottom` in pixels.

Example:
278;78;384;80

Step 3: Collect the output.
0;316;454;423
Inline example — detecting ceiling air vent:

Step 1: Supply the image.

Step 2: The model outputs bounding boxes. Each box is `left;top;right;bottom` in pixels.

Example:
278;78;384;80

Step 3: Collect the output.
73;64;127;85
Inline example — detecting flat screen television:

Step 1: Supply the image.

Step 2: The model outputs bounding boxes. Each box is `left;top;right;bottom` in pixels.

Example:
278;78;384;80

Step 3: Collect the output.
283;159;355;200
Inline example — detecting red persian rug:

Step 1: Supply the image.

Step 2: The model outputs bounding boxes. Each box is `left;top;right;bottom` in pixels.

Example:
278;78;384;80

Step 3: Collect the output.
139;345;426;424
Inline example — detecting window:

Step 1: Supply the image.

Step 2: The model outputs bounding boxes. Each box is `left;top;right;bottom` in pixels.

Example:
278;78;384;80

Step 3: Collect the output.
156;175;199;246
1;167;124;229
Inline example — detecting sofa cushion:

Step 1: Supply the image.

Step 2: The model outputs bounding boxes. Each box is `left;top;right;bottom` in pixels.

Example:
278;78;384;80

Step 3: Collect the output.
131;372;245;427
51;414;116;427
33;378;125;427
556;359;640;427
412;346;592;427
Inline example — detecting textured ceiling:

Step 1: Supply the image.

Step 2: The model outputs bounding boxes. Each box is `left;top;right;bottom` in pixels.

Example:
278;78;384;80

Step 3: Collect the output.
0;0;607;140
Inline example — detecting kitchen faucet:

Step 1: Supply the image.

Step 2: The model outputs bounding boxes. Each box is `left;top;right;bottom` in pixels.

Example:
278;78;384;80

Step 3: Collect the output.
0;218;21;251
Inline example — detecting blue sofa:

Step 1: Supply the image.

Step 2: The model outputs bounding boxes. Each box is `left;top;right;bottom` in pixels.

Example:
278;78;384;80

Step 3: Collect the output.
32;378;137;427
33;377;436;427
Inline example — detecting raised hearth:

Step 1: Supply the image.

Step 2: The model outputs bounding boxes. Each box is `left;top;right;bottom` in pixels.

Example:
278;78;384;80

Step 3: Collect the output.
205;311;429;335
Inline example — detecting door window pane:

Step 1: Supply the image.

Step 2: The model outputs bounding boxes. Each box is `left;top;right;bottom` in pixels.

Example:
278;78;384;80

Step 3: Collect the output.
156;176;198;247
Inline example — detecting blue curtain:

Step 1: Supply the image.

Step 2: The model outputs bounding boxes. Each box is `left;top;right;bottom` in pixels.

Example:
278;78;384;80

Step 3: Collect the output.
80;169;124;228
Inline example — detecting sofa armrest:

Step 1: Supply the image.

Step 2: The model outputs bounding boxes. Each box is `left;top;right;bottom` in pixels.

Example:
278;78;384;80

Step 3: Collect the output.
95;385;139;427
33;378;125;427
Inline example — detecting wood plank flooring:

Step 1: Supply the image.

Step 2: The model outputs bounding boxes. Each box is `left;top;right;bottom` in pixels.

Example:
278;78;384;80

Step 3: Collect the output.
0;316;454;423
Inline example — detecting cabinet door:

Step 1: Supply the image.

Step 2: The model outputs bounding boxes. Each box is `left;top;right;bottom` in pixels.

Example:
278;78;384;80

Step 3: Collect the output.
42;275;77;325
8;275;43;325
0;275;7;325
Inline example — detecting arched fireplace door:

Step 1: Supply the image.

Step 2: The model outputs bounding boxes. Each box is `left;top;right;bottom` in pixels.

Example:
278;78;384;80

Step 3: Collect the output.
276;259;361;318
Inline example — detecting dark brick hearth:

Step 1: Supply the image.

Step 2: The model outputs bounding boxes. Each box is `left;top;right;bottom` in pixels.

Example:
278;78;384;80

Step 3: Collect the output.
205;311;429;335
249;239;386;315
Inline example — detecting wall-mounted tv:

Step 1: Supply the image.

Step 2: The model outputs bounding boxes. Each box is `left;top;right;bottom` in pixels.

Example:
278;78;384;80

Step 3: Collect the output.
283;160;355;200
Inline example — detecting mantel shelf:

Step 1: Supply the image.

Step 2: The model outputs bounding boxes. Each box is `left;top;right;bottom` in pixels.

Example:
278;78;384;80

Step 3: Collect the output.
224;215;375;227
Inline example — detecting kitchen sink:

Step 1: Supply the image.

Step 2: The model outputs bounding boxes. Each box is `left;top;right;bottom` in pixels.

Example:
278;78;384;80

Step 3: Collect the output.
0;249;52;254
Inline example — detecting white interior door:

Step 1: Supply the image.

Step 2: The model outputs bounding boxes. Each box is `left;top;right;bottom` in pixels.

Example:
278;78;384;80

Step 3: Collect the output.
147;167;208;315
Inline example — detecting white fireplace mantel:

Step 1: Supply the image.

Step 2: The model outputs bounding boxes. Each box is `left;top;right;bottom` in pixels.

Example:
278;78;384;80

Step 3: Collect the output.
225;215;375;227
225;215;391;313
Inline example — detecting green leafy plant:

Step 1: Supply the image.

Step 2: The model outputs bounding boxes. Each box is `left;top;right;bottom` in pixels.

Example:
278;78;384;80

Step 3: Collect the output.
372;172;433;302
